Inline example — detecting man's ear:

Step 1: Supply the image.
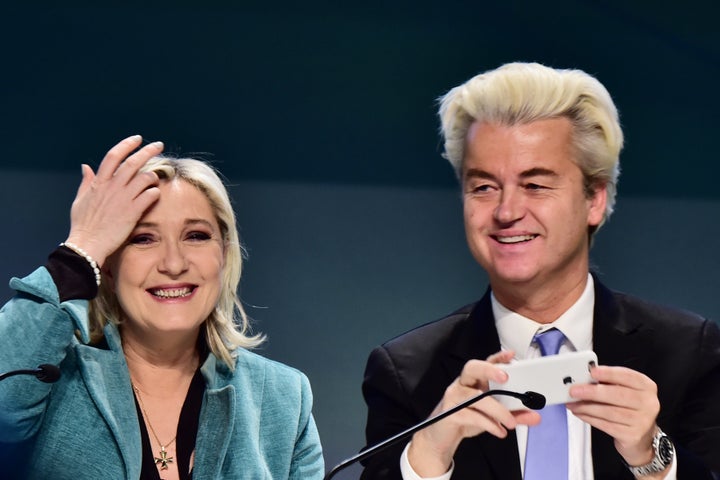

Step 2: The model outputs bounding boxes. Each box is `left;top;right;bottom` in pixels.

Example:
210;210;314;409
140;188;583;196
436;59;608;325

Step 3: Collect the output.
587;183;607;227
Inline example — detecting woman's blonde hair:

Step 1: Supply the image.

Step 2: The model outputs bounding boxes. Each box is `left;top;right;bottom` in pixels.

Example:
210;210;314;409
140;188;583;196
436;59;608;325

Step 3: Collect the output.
88;156;264;367
438;62;624;234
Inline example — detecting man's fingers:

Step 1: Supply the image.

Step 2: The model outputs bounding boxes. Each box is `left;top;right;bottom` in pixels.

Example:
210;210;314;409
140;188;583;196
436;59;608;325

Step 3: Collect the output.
513;409;542;427
567;400;636;426
458;357;511;389
486;350;515;364
589;366;657;391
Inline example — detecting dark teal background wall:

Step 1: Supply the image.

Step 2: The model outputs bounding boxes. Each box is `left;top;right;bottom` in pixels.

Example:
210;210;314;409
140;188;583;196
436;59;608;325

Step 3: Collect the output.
2;3;719;478
3;2;720;197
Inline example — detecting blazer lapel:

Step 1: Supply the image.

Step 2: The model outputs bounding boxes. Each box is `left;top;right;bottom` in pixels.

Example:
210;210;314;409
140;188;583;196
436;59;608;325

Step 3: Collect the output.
442;291;523;480
75;326;141;479
592;277;651;372
193;386;235;477
441;290;502;382
192;354;235;478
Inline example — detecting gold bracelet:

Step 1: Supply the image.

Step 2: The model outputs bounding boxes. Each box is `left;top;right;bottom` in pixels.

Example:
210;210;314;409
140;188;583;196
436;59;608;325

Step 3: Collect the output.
60;242;101;286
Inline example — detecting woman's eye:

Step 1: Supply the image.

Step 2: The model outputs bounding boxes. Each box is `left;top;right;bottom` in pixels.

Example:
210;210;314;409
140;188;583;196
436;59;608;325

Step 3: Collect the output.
129;234;155;245
187;231;211;241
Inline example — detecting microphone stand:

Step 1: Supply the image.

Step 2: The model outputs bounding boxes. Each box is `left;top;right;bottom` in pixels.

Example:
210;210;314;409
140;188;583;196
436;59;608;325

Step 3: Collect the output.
323;389;545;480
0;364;61;383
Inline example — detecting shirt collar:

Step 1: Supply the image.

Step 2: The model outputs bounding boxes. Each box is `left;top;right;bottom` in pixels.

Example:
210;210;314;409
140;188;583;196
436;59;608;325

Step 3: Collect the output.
492;273;595;359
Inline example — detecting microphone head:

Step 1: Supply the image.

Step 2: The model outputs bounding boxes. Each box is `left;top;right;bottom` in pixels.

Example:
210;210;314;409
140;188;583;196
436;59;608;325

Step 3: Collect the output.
36;364;61;383
521;391;546;410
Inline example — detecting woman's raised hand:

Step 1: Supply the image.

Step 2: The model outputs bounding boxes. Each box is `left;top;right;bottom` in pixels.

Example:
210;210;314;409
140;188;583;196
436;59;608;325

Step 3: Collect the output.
64;135;163;267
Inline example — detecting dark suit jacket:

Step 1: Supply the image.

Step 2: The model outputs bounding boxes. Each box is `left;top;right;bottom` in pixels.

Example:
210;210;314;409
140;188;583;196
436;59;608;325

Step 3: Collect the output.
360;278;720;479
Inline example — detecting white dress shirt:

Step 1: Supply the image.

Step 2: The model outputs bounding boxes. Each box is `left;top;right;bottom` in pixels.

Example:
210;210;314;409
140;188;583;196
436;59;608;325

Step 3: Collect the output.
400;274;677;479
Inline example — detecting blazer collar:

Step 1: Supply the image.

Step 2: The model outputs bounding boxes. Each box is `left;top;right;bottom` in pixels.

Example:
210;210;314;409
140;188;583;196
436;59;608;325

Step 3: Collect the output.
443;288;500;373
192;383;235;478
192;350;237;477
591;275;651;372
75;324;141;479
444;278;652;372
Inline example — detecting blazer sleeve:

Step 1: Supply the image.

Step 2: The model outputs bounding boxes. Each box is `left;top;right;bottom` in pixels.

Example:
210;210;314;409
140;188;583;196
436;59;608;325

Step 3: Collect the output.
0;267;89;441
288;372;325;480
672;317;720;478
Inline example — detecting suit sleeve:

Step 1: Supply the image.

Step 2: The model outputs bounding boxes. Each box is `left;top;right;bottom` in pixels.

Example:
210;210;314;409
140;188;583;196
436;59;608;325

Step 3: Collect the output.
672;318;720;478
360;345;421;480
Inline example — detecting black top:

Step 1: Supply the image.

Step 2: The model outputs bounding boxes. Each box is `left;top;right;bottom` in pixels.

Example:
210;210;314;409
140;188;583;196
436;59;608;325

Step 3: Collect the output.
135;368;204;480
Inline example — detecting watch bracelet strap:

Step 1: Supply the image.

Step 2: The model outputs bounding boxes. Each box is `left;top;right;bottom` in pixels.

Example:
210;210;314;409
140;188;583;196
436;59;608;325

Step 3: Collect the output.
622;429;675;477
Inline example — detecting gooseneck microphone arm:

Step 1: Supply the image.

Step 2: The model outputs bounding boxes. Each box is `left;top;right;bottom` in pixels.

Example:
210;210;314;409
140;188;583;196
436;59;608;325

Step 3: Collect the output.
0;364;61;383
323;389;545;480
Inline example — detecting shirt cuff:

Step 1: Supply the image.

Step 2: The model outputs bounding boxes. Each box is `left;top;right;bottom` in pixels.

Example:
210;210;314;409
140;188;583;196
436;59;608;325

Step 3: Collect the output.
659;454;677;480
400;442;454;480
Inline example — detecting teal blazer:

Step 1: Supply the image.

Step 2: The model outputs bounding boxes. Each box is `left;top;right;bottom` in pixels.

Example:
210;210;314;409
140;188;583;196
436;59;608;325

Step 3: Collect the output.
0;267;324;479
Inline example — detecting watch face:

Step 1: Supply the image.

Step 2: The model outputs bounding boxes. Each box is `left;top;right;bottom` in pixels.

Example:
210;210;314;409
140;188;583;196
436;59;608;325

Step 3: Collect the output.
658;436;674;464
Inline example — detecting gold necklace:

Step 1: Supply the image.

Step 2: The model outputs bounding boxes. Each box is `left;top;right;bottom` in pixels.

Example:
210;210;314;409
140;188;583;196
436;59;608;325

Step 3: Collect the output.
132;384;178;471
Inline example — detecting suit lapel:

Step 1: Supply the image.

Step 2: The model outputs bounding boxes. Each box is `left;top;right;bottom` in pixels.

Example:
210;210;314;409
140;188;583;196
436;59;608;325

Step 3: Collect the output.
592;277;651;372
442;291;523;479
441;290;502;380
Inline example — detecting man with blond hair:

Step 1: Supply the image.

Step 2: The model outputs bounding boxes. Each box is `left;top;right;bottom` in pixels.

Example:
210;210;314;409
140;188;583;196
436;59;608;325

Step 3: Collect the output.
360;62;720;480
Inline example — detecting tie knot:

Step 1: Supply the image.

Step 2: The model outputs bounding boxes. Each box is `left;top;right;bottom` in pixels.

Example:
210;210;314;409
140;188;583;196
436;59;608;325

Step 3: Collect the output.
533;328;566;356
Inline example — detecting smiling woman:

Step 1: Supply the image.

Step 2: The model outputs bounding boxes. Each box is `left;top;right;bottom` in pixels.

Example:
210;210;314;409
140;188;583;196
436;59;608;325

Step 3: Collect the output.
0;136;325;480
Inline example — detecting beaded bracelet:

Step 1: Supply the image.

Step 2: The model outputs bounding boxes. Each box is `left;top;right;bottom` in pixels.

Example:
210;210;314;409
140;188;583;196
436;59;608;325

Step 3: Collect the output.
60;242;101;286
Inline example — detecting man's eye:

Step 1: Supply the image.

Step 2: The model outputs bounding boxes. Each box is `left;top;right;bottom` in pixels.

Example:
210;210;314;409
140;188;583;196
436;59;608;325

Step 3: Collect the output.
469;184;492;193
525;183;546;190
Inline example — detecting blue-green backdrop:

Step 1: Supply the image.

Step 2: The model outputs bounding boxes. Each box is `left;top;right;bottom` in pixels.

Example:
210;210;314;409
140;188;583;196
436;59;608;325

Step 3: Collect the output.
2;3;718;478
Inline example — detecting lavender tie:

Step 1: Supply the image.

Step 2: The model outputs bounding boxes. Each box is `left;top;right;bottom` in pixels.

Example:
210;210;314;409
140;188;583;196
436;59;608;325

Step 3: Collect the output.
524;328;568;480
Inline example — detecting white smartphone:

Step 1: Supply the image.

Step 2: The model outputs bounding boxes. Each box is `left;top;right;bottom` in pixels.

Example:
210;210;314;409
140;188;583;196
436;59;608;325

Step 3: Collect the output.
488;350;598;410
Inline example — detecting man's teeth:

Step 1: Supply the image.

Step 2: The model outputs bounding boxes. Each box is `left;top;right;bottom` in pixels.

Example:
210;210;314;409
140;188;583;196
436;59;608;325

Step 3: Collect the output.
151;287;193;298
496;235;536;244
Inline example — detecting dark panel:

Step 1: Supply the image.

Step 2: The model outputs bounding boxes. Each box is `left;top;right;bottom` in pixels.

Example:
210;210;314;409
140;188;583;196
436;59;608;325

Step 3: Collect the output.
1;1;719;198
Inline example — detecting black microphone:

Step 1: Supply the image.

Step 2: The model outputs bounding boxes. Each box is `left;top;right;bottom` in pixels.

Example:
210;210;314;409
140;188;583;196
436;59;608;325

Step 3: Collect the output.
0;364;61;383
324;389;545;480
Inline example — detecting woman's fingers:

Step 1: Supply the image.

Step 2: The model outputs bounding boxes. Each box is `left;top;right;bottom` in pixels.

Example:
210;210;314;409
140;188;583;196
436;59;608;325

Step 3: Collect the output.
94;135;144;182
66;136;165;265
74;164;96;198
111;141;164;184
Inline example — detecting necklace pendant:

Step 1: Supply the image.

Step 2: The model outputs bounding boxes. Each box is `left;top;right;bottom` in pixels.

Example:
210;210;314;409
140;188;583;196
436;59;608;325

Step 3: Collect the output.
154;445;174;470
